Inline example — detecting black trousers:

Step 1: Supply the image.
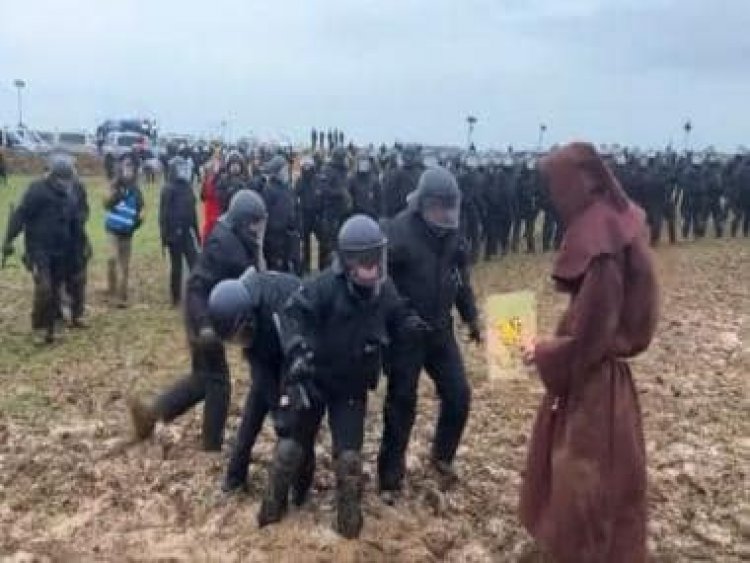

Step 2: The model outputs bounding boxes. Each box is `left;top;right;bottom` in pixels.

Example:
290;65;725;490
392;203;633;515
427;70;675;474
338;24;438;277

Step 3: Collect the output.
167;231;199;305
300;213;316;274
290;390;367;456
154;338;230;450
378;328;471;490
30;253;66;337
225;357;282;484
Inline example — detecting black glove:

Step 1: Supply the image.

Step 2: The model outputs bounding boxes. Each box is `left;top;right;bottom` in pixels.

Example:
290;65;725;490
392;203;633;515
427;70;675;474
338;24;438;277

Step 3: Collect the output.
468;320;483;345
403;313;431;335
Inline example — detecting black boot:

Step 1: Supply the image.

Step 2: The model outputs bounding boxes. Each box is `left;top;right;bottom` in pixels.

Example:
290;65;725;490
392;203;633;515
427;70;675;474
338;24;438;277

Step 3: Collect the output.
292;447;316;507
258;439;303;527
335;450;363;539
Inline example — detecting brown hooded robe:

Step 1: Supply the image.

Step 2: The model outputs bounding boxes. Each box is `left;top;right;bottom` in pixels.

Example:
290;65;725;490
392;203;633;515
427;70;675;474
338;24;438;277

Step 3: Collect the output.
519;143;659;563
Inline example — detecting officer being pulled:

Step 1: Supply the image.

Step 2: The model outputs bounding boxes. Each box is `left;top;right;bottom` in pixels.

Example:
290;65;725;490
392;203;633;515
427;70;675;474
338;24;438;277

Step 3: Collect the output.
257;214;424;538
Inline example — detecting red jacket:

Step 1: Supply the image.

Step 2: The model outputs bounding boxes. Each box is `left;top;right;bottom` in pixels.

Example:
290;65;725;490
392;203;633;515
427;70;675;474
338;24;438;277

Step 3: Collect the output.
201;172;221;242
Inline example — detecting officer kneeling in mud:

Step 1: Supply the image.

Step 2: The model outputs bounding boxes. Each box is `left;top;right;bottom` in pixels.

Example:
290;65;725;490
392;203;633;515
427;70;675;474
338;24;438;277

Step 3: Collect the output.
257;214;425;538
128;190;267;451
207;267;303;494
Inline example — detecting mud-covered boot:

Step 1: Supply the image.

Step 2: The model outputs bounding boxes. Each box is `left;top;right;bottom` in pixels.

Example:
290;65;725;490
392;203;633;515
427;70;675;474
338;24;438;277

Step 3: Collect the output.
258;439;303;527
431;456;459;490
127;396;158;441
335;450;363;539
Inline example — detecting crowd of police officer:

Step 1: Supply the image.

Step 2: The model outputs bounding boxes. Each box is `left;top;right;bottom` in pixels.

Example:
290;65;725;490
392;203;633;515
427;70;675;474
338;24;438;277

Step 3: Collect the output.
2;139;749;539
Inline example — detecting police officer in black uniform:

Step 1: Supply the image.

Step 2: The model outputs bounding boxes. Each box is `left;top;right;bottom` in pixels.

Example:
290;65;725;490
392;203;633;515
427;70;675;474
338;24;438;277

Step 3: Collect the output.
295;156;319;274
3;154;78;344
159;156;200;305
314;164;351;269
383;145;422;218
378;166;482;499
128;190;267;451
260;155;300;273
208;268;303;493
258;215;422;538
348;153;382;219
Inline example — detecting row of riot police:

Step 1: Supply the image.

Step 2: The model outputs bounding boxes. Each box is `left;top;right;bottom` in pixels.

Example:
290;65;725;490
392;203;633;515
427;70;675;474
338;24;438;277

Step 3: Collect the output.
612;152;750;242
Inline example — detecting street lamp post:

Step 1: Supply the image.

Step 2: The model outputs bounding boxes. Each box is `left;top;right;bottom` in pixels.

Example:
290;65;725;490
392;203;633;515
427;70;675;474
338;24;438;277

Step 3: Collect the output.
683;119;692;152
466;115;477;149
13;79;26;127
538;123;548;151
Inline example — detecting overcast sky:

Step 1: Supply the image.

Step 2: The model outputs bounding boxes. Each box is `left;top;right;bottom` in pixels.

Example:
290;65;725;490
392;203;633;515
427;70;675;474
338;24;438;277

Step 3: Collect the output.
1;0;748;150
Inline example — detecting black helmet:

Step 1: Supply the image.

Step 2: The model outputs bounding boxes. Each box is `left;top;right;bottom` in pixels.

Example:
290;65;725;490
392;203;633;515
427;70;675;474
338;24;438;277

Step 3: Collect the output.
225;190;268;250
401;145;416;167
331;146;347;168
335;214;388;295
208;268;257;346
413;167;461;232
262;154;289;182
47;153;76;182
168;155;192;183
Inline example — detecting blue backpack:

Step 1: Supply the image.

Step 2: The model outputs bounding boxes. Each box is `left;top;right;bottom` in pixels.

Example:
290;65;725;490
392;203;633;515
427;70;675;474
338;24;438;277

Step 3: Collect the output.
105;190;139;235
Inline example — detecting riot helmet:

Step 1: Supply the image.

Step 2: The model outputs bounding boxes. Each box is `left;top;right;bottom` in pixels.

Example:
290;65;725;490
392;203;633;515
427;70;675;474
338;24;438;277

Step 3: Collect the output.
208;268;258;346
335;214;388;297
169;155;193;183
412;167;461;234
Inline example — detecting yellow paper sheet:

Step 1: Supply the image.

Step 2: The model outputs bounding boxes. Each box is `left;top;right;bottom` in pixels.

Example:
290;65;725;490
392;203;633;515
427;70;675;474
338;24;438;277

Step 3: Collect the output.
485;291;537;380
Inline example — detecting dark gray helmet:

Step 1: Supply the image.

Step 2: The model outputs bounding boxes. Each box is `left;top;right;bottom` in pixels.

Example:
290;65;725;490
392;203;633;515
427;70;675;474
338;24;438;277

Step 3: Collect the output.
47;153;76;181
226;189;267;227
168;155;192;183
261;154;289;183
412;167;461;231
335;214;388;292
331;146;347;168
209;274;256;346
401;144;419;167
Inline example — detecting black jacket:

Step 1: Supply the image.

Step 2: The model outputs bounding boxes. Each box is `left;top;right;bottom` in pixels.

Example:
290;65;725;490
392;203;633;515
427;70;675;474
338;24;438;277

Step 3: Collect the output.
215;172;250;213
185;220;260;337
6;177;76;260
243;271;302;367
348;173;383;219
383;166;421;218
385;210;478;332
280;269;411;398
159;179;199;245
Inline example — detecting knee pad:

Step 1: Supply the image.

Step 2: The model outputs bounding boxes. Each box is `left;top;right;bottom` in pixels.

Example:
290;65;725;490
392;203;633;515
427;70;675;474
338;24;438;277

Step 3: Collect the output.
277;439;304;471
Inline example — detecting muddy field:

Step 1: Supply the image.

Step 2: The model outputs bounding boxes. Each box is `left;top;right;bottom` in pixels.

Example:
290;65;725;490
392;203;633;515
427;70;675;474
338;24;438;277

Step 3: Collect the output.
0;176;748;562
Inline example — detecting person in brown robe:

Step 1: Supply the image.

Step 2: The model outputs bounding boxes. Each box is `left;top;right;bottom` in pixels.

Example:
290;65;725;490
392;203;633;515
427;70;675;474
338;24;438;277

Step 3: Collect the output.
519;142;659;563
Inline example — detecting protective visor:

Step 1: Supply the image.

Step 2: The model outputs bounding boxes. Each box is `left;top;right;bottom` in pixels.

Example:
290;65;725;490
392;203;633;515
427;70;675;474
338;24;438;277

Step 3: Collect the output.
339;246;387;288
421;195;460;230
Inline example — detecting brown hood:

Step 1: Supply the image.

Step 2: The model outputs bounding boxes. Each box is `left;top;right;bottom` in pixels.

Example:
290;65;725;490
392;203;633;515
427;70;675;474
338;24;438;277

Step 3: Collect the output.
541;142;648;282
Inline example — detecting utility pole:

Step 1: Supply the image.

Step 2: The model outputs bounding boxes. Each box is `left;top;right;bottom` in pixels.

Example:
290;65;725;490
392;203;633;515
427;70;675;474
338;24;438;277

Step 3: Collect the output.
13;79;26;127
466;115;477;149
683;119;692;152
537;123;547;151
